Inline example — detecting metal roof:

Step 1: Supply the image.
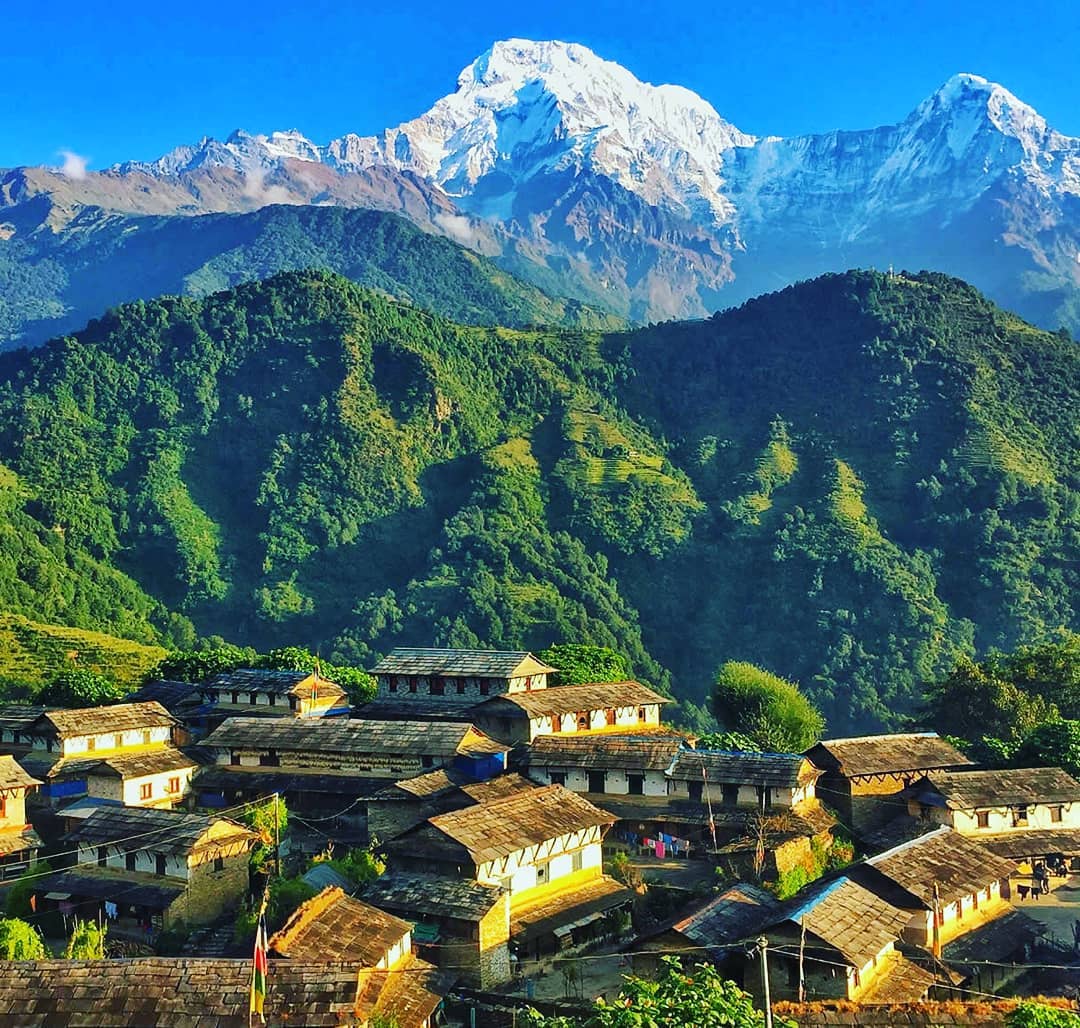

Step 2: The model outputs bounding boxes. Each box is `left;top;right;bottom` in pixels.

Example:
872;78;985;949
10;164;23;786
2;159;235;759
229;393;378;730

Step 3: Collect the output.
370;648;556;678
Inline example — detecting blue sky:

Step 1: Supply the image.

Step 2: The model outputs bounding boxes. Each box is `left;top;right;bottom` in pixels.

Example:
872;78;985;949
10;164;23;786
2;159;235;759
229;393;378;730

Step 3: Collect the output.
4;0;1078;170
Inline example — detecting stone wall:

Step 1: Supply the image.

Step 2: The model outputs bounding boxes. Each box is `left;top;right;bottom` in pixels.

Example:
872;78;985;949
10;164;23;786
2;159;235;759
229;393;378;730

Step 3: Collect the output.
166;849;249;928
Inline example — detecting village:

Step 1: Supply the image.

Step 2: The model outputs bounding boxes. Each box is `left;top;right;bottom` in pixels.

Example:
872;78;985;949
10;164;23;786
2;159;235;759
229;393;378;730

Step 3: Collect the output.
0;648;1079;1026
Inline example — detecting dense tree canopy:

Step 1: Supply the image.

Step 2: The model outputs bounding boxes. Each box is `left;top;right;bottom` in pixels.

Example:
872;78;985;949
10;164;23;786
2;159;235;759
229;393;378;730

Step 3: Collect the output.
0;269;1076;731
524;957;791;1028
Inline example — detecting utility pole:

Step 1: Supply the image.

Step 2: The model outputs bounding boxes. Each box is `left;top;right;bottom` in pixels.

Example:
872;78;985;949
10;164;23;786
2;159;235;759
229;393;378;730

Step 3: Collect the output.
757;935;774;1028
931;882;941;959
274;792;282;879
797;918;807;1003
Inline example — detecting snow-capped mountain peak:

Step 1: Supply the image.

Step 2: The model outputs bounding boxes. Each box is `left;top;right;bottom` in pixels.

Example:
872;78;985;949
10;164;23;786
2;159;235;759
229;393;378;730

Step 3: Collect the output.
328;38;756;224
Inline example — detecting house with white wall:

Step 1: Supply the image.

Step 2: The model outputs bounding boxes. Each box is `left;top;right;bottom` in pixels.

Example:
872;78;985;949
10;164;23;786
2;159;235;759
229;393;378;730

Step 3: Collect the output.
385;783;632;959
904;767;1080;869
0;755;42;881
19;702;197;808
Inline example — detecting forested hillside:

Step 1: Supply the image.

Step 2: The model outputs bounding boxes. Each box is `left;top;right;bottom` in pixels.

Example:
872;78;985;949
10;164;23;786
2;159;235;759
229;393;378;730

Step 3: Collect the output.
0;269;1075;732
0;205;621;350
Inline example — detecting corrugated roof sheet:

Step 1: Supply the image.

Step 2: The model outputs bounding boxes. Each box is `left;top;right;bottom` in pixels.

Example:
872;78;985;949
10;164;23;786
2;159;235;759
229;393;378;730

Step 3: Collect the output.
269;886;411;964
361;872;504;922
864;827;1017;906
476;681;669;718
524;732;686;771
64;807;256;856
807;733;972;778
916;767;1080;808
370;648;556;678
35;701;178;738
421;784;616;864
0;754;41;791
0;958;370;1026
201;717;507;757
669;748;818;788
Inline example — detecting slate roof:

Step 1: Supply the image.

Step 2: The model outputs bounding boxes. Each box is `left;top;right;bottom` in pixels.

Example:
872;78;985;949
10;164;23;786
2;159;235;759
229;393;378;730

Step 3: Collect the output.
360;872;505;922
194;766;388;798
418;784;616;864
806;733;972;778
459;773;538;804
35;870;186;911
0;826;42;857
975;828;1080;859
32;701;178;739
366;958;456;1026
0;958;370;1026
207;668;346;698
769;876;912;967
664;883;779;946
354;697;476;722
510;875;634;942
941;907;1044;973
669;748;818;788
269;886;411;964
0;754;40;791
858;952;937;1004
475;681;669;718
0;704;48;734
913;767;1080;808
524;732;686;771
88;748;200;779
65;807;256;857
125;679;202;713
201;717;507;757
864;827;1017;906
371;648;556;678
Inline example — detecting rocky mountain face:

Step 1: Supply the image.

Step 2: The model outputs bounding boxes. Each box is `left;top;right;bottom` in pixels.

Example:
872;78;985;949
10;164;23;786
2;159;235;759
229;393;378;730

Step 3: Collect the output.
3;40;1079;333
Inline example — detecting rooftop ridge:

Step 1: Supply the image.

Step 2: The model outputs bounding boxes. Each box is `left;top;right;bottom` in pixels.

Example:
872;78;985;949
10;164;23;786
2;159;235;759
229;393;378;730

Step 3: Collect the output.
783;876;851;923
815;732;941;746
866;824;952;865
269;886;347;953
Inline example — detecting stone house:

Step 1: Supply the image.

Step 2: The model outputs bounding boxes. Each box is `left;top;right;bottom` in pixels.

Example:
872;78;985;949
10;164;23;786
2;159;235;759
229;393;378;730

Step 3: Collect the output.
385;783;633;959
471;680;670;745
34;806;258;934
268;885;454;1026
361;871;512;989
200;669;351;724
367;770;537;843
0;755;42;881
17;702;197;808
849;826;1024;952
805;733;973;838
0;704;48;754
904;767;1080;871
526;737;831;871
370;647;556;703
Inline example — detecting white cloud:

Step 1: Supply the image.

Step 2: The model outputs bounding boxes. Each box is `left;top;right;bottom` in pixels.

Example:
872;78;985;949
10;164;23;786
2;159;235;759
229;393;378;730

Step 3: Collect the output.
58;150;89;179
241;165;295;206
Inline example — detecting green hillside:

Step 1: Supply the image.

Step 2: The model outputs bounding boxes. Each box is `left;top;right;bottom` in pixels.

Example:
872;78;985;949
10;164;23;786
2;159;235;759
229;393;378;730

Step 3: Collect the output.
0;613;167;692
0;268;1075;732
0;205;623;350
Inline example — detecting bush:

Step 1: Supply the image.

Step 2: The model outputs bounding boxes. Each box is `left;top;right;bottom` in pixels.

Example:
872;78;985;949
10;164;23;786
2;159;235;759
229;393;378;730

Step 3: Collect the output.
65;919;107;959
0;918;47;959
712;662;824;752
6;861;51;918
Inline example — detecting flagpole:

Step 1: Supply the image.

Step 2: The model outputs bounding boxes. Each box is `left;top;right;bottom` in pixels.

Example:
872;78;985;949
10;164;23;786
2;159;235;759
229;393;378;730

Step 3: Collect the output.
250;886;270;1025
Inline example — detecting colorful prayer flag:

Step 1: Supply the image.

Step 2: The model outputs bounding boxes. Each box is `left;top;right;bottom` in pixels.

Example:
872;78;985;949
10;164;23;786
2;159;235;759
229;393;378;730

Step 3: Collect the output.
250;911;268;1022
